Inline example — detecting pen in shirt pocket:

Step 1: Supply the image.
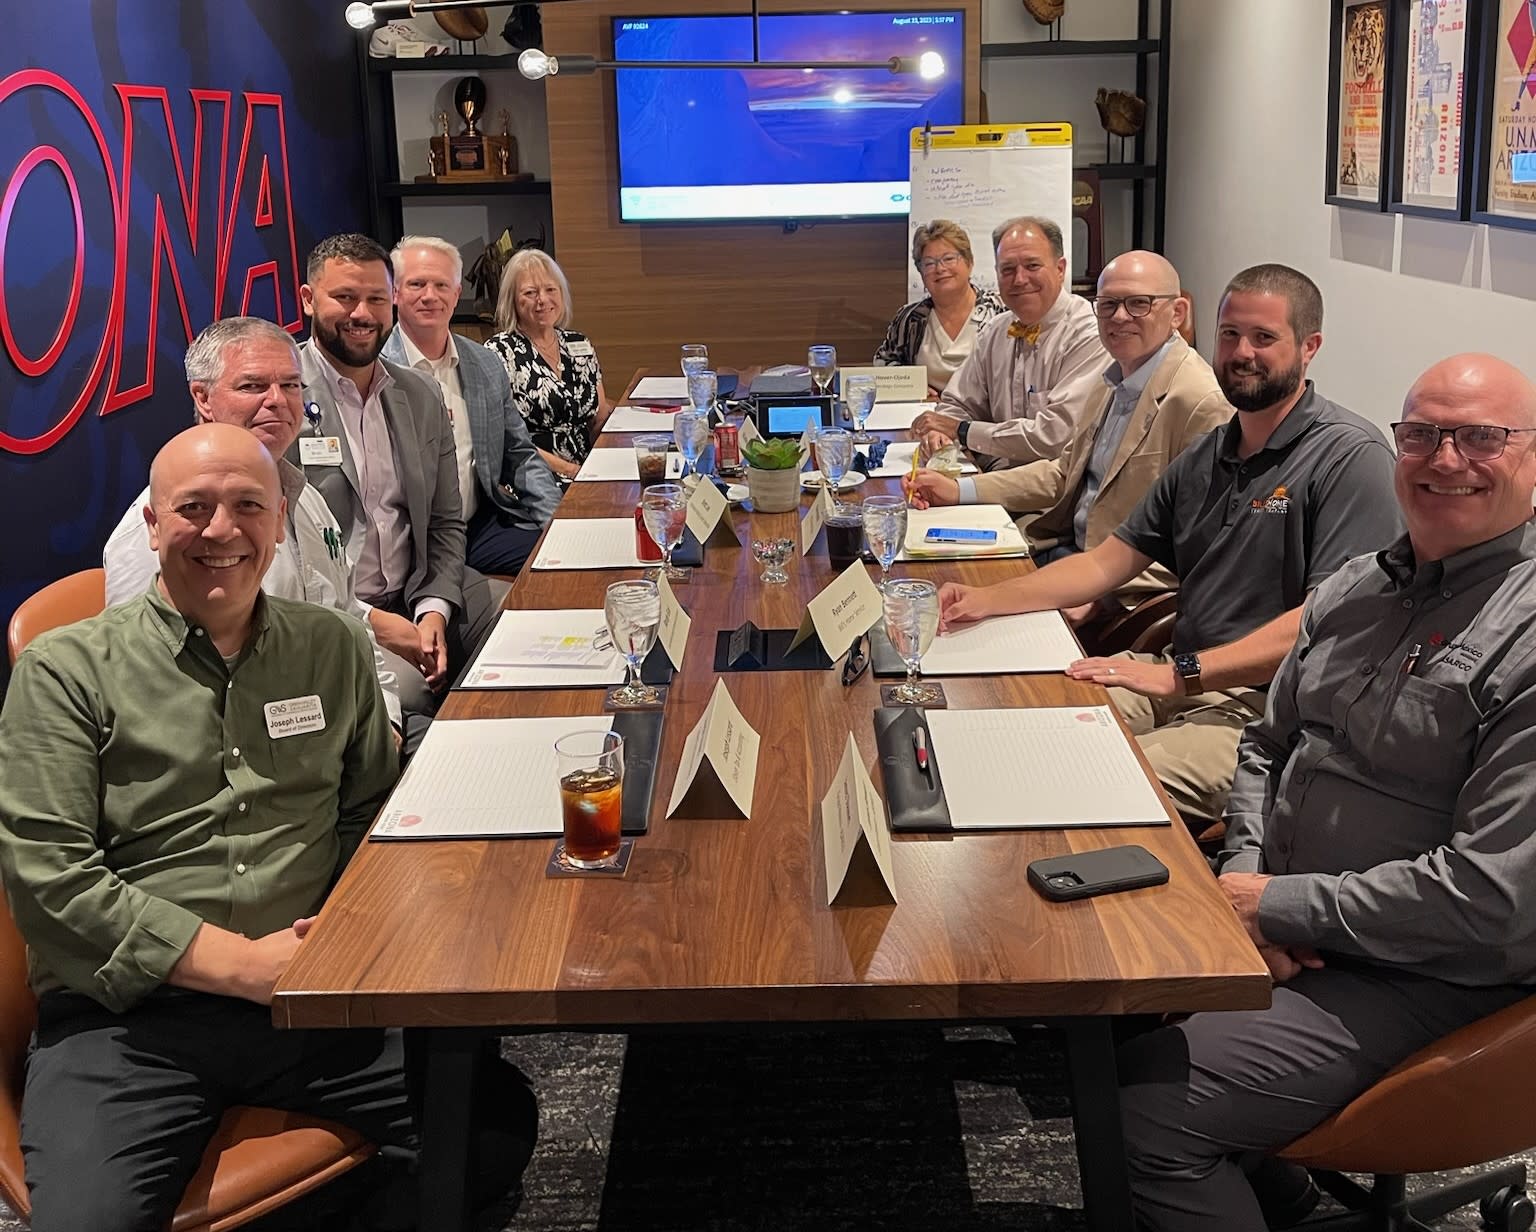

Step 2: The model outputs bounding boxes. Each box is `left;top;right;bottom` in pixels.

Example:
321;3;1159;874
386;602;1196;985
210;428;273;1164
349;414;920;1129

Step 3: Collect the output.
1399;643;1423;678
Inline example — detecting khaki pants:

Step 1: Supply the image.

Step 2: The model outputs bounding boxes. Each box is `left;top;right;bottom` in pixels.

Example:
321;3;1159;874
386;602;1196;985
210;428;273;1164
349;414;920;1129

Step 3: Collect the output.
1106;651;1266;828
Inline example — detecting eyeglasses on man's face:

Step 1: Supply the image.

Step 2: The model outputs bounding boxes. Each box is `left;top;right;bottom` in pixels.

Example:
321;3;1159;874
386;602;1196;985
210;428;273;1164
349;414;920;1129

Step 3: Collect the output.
1391;421;1536;462
917;252;964;273
1090;294;1179;320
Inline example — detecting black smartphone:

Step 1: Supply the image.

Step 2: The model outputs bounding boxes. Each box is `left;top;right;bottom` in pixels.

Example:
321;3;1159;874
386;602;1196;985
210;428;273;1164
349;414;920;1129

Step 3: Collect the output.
1027;845;1170;901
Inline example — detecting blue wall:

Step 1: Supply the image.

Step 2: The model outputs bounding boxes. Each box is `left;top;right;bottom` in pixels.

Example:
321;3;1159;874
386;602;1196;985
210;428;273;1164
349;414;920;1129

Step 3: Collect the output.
0;0;370;689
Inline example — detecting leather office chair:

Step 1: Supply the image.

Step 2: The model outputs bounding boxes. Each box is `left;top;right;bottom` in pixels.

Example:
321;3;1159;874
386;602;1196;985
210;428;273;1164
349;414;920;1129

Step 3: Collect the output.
6;568;106;665
1078;590;1178;658
1277;993;1536;1230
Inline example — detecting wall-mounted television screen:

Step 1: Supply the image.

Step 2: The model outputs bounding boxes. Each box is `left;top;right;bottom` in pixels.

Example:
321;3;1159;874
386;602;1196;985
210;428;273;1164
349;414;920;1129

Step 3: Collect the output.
612;10;965;223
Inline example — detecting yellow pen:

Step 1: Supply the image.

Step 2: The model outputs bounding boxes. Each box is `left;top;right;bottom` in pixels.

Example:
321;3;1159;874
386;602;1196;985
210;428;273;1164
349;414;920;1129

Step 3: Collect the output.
907;441;920;504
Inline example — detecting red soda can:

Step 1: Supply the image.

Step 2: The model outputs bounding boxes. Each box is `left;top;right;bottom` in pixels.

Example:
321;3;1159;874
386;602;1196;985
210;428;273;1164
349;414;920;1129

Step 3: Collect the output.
714;423;741;473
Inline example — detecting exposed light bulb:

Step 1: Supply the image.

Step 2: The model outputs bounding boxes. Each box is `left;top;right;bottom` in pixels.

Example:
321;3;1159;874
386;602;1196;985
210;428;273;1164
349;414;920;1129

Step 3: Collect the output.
919;51;945;80
345;2;377;30
518;47;554;80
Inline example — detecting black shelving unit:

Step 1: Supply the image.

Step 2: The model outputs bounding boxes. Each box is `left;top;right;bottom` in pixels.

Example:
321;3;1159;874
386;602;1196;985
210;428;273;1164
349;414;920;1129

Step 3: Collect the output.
980;0;1171;253
356;38;553;249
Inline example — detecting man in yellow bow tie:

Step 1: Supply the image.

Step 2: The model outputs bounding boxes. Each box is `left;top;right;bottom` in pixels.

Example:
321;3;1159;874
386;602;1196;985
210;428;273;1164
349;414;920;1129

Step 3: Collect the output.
909;215;1106;470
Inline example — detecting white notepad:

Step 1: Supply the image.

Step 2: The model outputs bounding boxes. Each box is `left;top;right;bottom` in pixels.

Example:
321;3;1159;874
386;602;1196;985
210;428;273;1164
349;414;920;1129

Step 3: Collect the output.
630;376;689;401
925;707;1169;829
574;448;683;482
604;405;680;433
860;401;932;432
923;610;1081;675
460;609;626;689
371;716;614;839
866;440;979;478
900;504;1029;560
530;519;648;570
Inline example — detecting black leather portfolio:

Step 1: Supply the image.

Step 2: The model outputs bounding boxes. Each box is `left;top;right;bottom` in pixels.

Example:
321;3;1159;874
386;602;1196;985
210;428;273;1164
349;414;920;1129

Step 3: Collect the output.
873;706;953;833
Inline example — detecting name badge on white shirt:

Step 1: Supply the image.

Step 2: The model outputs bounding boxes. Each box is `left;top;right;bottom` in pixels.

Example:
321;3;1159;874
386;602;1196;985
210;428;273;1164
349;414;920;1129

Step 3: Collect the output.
299;436;344;467
566;339;595;358
264;694;327;739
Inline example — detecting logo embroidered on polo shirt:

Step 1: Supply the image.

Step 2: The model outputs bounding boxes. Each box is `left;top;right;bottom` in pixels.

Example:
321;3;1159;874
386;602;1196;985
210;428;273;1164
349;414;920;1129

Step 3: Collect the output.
1249;485;1292;514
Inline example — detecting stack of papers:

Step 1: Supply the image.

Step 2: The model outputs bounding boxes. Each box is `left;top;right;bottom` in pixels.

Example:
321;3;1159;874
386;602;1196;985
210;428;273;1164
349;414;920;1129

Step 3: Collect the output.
866;440;978;479
531;519;650;570
574;448;684;482
923;611;1081;675
460;609;626;689
605;406;679;432
926;707;1169;829
371;716;614;839
900;504;1030;560
629;376;689;401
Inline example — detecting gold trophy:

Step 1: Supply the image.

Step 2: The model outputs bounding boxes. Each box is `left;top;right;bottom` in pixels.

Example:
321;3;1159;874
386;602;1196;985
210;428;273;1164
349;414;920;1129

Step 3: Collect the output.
448;77;489;172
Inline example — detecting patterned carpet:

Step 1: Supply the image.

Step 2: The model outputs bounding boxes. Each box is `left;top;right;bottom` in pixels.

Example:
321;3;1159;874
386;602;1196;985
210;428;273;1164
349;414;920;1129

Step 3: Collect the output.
0;1025;1523;1230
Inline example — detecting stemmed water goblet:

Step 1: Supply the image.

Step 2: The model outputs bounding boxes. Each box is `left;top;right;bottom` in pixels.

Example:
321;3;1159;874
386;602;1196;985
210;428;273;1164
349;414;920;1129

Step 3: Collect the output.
882;579;942;706
674;409;710;480
808;344;837;397
816;427;854;499
844;374;877;444
603;579;661;708
862;494;907;591
680;343;709;378
641;482;690;580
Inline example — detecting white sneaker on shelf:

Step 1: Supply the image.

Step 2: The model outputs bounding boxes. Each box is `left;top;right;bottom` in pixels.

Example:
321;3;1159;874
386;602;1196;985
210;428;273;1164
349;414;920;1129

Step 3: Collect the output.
368;18;452;57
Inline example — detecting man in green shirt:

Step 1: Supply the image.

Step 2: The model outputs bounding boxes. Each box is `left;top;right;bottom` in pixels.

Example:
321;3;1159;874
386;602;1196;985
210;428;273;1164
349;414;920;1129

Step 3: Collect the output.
0;423;534;1230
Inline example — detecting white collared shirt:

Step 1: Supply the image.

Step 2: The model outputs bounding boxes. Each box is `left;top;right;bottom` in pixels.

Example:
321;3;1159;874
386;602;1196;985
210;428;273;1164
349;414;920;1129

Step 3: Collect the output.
398;329;477;522
325;362;412;602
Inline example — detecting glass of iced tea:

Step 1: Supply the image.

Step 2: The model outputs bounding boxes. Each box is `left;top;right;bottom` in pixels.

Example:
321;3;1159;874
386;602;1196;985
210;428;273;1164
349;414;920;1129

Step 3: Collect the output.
554;729;625;870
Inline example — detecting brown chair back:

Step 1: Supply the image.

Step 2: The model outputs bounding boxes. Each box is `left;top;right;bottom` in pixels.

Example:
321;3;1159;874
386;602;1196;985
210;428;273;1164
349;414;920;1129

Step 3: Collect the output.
0;889;37;1220
7;569;106;666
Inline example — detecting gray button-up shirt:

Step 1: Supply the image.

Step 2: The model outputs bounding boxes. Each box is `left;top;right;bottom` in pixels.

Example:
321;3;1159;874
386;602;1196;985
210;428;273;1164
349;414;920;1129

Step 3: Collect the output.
1223;522;1536;987
1114;384;1402;655
1070;338;1172;551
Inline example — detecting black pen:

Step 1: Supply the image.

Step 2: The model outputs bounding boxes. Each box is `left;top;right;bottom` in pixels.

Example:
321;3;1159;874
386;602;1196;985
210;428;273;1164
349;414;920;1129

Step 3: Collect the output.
1400;643;1423;678
912;726;930;778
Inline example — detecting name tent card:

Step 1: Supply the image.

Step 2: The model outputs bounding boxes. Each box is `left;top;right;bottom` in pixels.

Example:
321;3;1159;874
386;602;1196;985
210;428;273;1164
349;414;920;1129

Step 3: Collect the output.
799;485;836;557
821;732;897;906
656;574;691;671
685;476;739;546
798;421;815;466
666;678;761;820
738;414;763;449
787;559;883;660
838;365;928;403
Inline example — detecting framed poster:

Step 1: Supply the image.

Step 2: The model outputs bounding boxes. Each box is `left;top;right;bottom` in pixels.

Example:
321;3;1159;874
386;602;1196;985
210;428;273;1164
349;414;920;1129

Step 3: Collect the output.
1328;0;1395;208
1389;0;1477;218
1472;0;1536;229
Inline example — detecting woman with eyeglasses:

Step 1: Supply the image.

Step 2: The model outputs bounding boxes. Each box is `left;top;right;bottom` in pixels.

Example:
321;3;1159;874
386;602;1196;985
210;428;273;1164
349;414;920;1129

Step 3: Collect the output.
874;219;1008;394
485;249;614;481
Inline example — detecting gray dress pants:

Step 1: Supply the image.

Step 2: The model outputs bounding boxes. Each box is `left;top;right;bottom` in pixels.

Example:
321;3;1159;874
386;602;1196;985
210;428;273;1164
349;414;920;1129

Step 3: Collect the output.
1117;958;1528;1231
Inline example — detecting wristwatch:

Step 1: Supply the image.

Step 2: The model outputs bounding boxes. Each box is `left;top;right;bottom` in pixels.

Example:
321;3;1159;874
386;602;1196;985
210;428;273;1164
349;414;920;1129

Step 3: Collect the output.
956;419;971;448
1173;651;1204;696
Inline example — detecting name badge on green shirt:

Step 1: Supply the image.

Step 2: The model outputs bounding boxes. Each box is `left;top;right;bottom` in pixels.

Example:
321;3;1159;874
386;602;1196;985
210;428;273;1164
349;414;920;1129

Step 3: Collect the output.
265;694;326;739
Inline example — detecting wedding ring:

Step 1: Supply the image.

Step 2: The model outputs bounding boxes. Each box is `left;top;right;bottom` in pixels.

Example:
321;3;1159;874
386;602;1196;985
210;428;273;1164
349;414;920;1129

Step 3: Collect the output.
1107;668;1117;675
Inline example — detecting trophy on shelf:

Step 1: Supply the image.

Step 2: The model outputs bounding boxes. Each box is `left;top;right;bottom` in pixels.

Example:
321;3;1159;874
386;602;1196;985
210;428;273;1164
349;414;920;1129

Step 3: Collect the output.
421;80;527;182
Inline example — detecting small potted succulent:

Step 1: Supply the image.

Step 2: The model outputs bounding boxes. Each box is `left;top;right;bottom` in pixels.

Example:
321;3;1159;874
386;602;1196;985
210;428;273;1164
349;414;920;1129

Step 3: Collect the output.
742;437;803;513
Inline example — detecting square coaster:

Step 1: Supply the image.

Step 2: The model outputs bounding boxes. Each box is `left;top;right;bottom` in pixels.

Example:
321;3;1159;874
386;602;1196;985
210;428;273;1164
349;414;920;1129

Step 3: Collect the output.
880;682;948;708
546;838;634;878
603;683;668;712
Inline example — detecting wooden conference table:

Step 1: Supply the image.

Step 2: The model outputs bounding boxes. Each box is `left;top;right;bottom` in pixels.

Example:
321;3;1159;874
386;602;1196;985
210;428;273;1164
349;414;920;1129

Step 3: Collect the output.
273;375;1270;1232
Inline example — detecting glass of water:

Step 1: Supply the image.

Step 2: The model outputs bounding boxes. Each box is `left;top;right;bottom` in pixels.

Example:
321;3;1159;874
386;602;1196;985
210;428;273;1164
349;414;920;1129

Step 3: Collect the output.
862;494;907;591
641;482;689;580
808;344;837;397
816;427;854;494
687;368;718;423
674;409;709;479
603;580;661;707
680;344;709;377
844;374;877;444
882;578;942;706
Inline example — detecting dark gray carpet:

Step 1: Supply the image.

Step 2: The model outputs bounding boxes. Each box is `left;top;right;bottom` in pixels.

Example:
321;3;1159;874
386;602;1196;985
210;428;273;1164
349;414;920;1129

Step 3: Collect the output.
0;1026;1524;1229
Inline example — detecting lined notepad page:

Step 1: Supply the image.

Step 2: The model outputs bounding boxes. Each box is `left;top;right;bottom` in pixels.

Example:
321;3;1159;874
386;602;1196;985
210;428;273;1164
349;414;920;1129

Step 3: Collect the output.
371;716;614;839
922;611;1080;675
860;401;931;432
460;609;626;689
605;406;680;432
925;707;1168;828
574;449;684;482
630;376;689;400
899;504;1028;560
530;520;646;570
866;440;979;478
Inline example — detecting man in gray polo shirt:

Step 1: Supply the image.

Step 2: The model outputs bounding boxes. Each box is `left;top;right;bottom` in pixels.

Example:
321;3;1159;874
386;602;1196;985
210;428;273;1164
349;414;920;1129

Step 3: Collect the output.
938;264;1401;827
1117;352;1536;1231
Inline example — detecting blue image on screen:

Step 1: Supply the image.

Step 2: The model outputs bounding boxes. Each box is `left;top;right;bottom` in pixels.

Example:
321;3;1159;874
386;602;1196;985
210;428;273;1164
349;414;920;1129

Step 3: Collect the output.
1513;151;1536;185
612;10;963;217
767;405;825;435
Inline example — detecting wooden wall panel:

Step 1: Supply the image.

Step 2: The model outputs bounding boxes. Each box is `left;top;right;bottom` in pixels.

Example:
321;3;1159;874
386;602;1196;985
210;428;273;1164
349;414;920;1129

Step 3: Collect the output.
541;0;981;381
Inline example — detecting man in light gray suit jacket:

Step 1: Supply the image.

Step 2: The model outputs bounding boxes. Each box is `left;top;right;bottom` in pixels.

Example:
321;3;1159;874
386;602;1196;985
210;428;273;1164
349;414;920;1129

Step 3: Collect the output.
384;236;560;576
292;234;507;720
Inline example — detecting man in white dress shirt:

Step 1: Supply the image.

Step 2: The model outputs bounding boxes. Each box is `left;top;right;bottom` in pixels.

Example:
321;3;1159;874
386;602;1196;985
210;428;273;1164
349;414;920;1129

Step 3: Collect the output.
101;316;410;744
910;215;1108;471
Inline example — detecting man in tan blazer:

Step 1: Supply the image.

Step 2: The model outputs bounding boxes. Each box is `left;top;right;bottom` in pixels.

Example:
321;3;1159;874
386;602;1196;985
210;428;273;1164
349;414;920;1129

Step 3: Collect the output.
908;251;1231;618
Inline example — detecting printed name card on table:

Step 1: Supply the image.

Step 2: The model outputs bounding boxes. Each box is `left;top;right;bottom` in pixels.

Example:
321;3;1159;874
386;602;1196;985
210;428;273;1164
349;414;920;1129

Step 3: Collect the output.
798;421;815;465
666;678;761;819
685;476;740;546
821;732;897;906
787;559;883;660
799;485;837;556
838;364;928;403
656;575;691;671
738;414;762;449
